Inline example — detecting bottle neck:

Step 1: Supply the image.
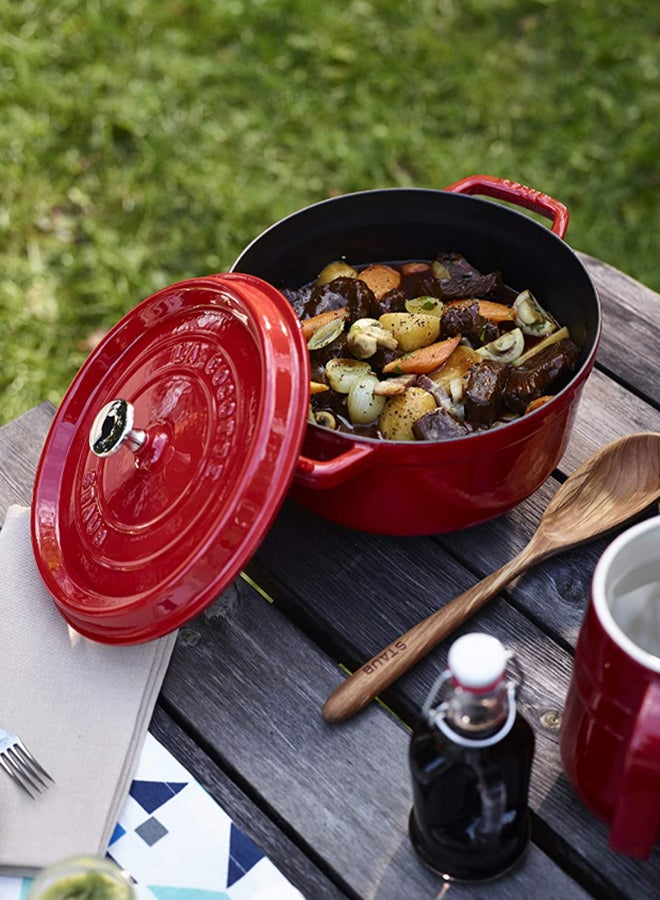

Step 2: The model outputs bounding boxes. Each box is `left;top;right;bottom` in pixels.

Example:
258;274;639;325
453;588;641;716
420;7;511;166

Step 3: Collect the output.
445;679;509;738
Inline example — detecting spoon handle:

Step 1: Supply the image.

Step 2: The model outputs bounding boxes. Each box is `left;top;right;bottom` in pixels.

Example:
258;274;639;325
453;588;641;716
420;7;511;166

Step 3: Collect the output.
322;545;538;722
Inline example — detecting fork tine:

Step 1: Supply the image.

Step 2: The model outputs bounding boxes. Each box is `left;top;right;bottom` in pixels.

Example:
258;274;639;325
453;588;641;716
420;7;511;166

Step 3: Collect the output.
9;746;48;791
0;751;37;797
15;741;54;784
0;732;53;796
7;747;45;794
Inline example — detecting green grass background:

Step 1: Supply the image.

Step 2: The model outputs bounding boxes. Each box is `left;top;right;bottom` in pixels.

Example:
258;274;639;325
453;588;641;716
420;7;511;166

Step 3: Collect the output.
2;0;659;423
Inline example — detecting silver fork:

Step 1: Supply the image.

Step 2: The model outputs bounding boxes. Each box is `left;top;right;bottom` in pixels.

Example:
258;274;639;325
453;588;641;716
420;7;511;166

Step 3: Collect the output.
0;729;53;797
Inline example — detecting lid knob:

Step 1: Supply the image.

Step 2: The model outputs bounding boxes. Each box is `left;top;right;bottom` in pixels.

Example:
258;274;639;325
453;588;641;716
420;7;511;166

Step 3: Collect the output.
89;399;147;457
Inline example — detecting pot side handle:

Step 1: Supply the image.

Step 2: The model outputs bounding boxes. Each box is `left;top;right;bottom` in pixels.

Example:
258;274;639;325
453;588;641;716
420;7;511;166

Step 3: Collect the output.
295;443;375;490
609;680;660;858
445;174;569;239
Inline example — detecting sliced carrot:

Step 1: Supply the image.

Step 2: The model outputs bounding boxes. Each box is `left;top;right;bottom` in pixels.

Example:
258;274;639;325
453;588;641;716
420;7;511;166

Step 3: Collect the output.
525;395;553;414
310;381;330;395
446;299;516;322
301;307;348;341
357;264;401;299
400;262;431;276
382;335;461;375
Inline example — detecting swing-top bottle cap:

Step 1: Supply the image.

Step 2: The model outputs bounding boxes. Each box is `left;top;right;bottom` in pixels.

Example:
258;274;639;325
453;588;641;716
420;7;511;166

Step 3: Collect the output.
448;633;508;691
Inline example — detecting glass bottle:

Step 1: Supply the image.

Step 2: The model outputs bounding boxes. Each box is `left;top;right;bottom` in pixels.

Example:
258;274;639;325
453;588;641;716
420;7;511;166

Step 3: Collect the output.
409;632;535;882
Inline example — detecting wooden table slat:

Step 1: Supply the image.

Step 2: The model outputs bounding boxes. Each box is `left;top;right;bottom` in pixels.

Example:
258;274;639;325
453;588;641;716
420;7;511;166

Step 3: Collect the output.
149;705;348;899
164;577;594;899
3;251;660;898
580;253;660;408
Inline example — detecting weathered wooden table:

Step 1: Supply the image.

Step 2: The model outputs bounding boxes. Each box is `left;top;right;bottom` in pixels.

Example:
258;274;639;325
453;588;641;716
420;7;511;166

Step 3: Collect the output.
1;253;659;899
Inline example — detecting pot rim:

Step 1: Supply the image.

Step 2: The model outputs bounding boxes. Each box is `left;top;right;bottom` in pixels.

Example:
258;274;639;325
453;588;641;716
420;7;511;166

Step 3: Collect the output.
235;184;577;267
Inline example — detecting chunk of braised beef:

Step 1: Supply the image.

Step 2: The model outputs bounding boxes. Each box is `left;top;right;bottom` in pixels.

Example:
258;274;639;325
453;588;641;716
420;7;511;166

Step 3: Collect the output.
302;282;345;318
282;285;314;318
480;319;502;344
372;287;407;316
441;300;503;347
344;278;376;319
416;276;443;300
304;277;374;320
441;300;480;337
413;405;472;441
464;360;511;427
503;338;580;413
448;272;504;300
312;391;349;422
398;265;433;297
419;270;505;302
435;251;482;278
368;344;402;371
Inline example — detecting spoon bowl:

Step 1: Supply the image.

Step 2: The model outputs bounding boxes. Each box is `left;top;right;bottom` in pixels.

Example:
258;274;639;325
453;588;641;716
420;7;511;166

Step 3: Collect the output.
322;432;660;722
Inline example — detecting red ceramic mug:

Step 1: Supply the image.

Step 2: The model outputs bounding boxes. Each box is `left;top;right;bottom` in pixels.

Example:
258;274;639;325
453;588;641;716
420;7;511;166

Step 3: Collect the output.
561;515;660;858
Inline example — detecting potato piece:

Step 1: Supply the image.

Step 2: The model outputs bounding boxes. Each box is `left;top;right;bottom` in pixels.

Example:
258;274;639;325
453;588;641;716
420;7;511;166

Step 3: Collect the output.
379;387;436;441
427;345;481;389
405;296;444;317
378;312;441;352
432;260;451;279
316;260;358;285
357;264;401;299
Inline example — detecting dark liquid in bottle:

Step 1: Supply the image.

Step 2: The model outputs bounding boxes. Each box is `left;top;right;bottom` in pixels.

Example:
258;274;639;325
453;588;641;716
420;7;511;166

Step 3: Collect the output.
409;712;534;881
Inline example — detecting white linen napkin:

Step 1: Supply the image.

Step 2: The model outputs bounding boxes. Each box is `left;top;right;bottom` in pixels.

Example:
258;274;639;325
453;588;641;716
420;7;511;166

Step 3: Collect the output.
0;505;177;876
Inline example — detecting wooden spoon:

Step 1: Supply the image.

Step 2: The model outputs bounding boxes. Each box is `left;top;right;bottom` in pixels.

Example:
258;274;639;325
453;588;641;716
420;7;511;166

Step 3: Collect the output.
322;432;660;723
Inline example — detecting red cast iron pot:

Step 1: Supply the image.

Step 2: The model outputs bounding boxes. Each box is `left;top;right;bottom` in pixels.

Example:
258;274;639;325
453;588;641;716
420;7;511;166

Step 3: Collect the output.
232;175;601;535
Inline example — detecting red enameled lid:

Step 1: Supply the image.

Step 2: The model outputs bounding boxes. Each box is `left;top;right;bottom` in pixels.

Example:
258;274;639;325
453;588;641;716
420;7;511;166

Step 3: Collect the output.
31;274;310;644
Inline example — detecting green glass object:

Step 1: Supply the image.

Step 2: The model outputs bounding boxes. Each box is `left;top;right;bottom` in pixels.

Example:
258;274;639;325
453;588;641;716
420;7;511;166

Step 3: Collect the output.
27;856;134;900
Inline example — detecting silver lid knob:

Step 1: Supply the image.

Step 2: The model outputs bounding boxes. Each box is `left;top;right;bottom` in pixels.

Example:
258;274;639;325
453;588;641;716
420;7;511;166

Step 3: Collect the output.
89;399;147;457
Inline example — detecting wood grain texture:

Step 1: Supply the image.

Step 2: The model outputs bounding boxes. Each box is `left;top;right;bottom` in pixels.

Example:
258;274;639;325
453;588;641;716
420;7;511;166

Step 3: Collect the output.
0;407;590;897
149;705;349;899
162;577;592;899
323;431;660;722
2;253;660;897
0;402;54;517
560;367;660;474
436;367;660;649
579;252;660;406
246;500;660;896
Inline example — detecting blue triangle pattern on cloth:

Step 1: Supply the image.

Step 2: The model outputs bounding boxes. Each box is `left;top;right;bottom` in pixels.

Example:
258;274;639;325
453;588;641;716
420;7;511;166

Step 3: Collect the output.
109;822;126;844
129;780;187;814
149;889;230;900
227;823;265;887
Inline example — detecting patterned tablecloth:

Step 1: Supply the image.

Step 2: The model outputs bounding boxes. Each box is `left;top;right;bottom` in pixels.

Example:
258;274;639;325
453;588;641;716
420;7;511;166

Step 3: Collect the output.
0;734;304;900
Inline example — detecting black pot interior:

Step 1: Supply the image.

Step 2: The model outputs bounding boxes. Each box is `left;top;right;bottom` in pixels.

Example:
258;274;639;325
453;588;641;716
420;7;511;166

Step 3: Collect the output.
232;188;600;363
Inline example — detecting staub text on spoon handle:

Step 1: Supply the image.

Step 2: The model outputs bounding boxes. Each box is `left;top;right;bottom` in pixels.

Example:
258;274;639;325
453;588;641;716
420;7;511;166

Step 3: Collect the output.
322;546;538;723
